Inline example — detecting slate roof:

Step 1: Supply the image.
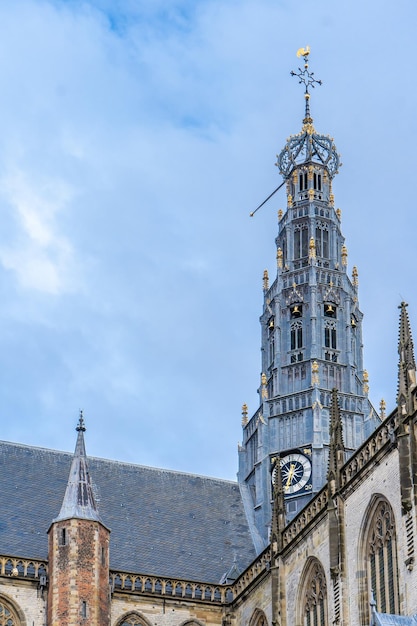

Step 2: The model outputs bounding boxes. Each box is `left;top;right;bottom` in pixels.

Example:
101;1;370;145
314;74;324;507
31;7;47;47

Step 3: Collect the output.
372;612;417;626
0;439;256;584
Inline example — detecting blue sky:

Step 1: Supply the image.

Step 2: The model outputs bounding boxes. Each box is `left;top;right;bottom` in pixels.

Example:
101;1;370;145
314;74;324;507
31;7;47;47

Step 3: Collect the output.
0;0;416;479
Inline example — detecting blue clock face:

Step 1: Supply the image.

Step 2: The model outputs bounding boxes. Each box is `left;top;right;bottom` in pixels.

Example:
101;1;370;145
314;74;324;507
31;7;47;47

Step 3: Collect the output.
272;451;312;496
281;452;312;494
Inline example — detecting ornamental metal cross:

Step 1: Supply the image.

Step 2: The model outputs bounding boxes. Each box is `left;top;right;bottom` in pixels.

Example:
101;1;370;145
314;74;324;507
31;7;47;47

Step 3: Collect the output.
290;47;322;120
290;46;322;95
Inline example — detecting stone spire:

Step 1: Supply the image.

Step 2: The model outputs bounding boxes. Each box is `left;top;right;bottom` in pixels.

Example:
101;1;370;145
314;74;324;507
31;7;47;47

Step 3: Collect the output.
270;457;286;554
327;388;345;494
54;412;101;523
397;302;417;415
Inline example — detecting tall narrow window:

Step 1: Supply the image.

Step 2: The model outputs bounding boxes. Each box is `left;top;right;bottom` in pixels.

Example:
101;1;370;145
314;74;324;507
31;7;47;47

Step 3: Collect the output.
367;499;399;615
316;224;329;258
294;224;309;259
291;322;303;351
300;560;327;626
313;172;322;191
324;322;337;349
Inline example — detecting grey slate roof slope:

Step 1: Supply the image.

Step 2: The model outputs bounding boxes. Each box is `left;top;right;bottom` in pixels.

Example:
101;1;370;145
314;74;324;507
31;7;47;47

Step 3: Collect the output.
0;439;256;583
371;613;417;626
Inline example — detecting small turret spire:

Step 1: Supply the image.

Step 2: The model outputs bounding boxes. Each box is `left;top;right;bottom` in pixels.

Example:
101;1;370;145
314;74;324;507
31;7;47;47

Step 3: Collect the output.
397;301;417;414
327;389;345;493
53;413;101;523
270;457;286;554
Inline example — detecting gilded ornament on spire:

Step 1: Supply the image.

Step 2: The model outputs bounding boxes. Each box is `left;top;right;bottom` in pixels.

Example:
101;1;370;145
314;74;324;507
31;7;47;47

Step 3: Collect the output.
261;372;268;400
309;237;316;260
263;269;269;291
311;360;320;385
308;188;315;201
336;208;342;220
352;266;358;286
379;398;386;419
277;247;283;269
276;48;340;180
341;245;348;266
241;403;248;426
363;370;369;395
278;209;283;221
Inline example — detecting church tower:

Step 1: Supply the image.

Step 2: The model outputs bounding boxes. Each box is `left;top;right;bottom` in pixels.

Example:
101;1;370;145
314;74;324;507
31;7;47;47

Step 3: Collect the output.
238;49;380;548
47;414;110;626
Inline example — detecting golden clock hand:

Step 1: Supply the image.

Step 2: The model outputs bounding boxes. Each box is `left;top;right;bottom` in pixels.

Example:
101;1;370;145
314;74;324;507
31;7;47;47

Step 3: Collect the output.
285;463;296;489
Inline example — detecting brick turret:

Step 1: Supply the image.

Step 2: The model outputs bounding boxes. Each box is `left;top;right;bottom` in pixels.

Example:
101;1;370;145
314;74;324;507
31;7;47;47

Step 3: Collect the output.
47;413;110;626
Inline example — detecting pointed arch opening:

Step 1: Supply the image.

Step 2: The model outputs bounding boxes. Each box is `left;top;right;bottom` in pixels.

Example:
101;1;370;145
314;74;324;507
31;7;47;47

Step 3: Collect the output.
296;557;328;626
116;612;152;626
0;595;25;625
249;608;268;626
358;495;400;625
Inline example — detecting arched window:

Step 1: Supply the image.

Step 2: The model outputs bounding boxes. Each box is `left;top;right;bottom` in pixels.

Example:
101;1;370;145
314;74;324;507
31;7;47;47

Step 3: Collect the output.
0;598;21;625
117;614;149;626
291;321;303;351
297;559;327;626
249;609;268;626
366;499;400;615
316;223;329;258
294;223;309;259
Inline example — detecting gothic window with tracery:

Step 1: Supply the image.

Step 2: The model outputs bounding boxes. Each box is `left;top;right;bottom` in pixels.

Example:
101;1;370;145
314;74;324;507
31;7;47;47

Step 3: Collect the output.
0;599;19;625
324;321;336;349
315;223;329;258
294;223;309;259
118;615;148;626
367;499;399;615
291;321;303;351
303;560;327;626
249;609;268;626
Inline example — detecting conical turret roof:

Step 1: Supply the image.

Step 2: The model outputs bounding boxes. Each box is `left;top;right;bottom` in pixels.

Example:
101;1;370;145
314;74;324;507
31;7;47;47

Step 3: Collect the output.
53;412;101;523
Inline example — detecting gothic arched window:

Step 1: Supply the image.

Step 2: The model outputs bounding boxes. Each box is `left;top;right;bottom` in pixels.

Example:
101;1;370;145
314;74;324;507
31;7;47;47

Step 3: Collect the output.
249;609;268;626
294;223;309;259
315;223;329;258
324;322;336;349
291;321;303;351
298;559;327;626
0;598;20;625
118;614;149;626
366;499;400;615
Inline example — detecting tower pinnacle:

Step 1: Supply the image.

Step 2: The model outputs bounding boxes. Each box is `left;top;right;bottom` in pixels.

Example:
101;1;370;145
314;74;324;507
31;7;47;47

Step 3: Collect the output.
53;414;101;523
290;46;322;122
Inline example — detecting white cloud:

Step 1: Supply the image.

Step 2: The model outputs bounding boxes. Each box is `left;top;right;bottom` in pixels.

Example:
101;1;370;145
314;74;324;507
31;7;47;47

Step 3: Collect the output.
0;170;77;294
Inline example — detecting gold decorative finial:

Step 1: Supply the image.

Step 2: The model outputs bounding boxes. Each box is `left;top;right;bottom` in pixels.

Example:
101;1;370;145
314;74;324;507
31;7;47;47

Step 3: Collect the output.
287;193;293;208
311;360;320;385
296;46;310;58
363;370;369;394
336;208;342;220
263;269;269;291
341;244;348;266
261;373;268;399
277;247;283;269
278;209;283;221
379;398;386;419
352;266;358;286
241;403;248;426
309;237;316;260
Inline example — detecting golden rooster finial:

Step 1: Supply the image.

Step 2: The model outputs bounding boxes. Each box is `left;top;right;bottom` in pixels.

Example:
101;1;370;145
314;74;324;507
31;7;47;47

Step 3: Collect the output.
297;46;310;58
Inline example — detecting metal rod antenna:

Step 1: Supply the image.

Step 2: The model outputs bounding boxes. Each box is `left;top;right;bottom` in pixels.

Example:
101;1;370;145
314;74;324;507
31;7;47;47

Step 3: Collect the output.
249;180;286;217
